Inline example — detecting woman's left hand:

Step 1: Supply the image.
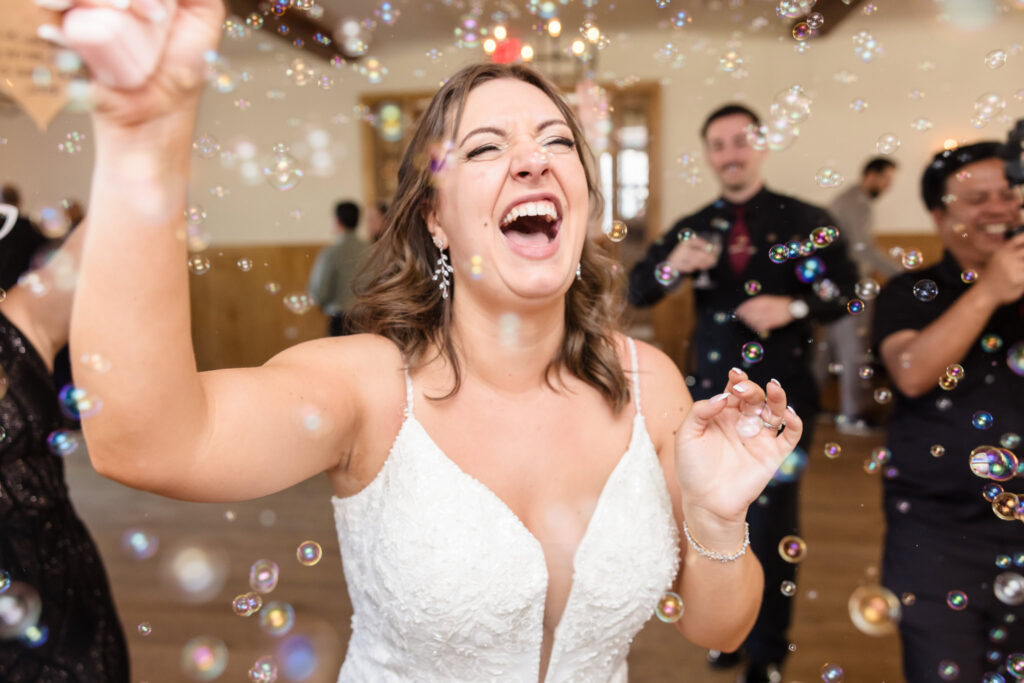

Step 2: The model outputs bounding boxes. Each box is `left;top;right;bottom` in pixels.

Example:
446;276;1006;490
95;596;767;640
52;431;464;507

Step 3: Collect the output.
674;368;803;527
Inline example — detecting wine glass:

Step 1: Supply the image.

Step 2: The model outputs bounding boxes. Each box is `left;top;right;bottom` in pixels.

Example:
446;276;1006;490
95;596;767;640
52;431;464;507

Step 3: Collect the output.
692;231;724;289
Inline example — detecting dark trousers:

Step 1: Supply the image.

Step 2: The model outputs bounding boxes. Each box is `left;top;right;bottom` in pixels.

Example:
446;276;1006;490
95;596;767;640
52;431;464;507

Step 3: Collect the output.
742;403;816;666
884;520;1024;682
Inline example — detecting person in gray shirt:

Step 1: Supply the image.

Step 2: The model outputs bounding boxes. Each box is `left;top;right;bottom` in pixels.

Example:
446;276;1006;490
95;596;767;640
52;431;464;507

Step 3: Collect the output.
308;201;369;336
820;157;900;433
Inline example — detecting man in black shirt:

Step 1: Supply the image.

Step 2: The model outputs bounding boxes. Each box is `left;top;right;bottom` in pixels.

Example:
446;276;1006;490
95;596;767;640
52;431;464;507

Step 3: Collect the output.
629;104;858;682
872;142;1024;682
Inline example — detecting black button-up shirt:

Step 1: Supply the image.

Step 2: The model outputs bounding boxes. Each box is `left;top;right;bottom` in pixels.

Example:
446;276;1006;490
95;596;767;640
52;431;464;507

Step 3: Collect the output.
629;187;858;411
871;250;1024;541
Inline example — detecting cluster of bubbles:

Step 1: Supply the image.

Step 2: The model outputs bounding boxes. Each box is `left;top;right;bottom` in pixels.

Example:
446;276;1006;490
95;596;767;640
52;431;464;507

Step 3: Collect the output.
768;225;839;265
848;585;901;636
57;131;85;155
745;86;812;152
938;363;964;391
233;591;263;617
655;591;684;623
776;0;817;20
852;30;882;62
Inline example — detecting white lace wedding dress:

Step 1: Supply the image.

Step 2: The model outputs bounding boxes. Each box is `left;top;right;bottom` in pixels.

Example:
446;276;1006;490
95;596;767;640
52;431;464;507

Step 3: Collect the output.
332;339;681;682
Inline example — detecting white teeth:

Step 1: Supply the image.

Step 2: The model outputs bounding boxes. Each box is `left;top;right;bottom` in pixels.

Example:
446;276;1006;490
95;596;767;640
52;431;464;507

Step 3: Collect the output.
501;200;558;226
981;223;1007;234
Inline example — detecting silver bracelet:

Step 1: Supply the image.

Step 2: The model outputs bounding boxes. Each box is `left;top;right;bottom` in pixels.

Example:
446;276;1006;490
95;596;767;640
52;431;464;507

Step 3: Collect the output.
682;521;750;563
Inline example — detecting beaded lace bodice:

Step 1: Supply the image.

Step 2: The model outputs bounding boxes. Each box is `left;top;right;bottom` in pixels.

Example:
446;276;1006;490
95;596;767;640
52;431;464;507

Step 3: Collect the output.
331;338;681;682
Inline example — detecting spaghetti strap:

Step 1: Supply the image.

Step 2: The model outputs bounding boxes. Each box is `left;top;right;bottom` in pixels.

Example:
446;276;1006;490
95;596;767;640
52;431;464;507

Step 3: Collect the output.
626;337;641;415
403;364;415;414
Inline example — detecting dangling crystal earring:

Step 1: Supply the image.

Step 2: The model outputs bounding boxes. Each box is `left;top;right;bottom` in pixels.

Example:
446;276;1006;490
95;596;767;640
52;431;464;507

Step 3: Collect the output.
432;236;454;299
575;262;582;281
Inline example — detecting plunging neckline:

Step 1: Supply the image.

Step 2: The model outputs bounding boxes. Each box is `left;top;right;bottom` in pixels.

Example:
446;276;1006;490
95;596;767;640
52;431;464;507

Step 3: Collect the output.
411;410;645;681
332;405;650;682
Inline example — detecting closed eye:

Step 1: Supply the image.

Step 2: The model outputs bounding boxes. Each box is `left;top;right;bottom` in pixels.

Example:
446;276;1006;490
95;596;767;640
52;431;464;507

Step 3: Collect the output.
545;136;576;151
466;144;502;160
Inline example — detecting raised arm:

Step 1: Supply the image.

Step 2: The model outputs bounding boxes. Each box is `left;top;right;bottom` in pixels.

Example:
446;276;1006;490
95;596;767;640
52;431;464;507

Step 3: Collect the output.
55;0;365;501
878;233;1024;398
639;342;801;651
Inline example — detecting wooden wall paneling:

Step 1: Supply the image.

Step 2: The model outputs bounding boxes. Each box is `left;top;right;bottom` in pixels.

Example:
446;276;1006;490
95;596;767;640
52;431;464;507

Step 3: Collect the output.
189;245;329;371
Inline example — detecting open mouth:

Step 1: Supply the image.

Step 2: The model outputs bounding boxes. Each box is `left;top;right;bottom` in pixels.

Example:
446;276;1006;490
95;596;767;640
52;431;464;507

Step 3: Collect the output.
499;199;562;248
980;222;1008;235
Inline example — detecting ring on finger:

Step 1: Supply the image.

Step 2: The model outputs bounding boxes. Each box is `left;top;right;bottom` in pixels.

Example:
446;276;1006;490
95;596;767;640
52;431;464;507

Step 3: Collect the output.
761;416;785;432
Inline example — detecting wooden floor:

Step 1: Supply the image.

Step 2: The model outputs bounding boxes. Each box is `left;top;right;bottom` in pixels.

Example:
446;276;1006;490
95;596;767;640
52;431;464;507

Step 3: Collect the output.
64;419;904;682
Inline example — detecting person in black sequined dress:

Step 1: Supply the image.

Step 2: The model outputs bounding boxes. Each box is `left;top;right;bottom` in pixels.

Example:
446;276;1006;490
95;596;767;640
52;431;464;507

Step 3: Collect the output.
0;225;129;682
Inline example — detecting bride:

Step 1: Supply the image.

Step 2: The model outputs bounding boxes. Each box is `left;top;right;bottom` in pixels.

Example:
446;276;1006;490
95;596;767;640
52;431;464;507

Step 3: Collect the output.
48;0;802;679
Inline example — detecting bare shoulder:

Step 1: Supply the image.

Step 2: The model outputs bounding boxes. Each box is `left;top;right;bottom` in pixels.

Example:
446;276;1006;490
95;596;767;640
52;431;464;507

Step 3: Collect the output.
620;336;691;451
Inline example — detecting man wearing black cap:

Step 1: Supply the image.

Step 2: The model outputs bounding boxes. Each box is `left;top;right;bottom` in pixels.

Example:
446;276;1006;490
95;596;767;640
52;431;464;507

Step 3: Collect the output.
872;142;1024;681
629;104;858;683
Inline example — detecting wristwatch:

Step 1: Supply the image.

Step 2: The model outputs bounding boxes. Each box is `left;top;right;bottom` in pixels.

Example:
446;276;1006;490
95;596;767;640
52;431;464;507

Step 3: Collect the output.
788;298;809;320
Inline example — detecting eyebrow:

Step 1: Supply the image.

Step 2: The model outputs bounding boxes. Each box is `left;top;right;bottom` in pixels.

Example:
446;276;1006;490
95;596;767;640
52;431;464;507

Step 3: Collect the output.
458;119;570;147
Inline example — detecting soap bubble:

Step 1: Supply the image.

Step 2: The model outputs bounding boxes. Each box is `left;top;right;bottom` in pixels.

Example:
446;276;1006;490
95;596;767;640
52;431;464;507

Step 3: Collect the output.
938;661;960;680
249;655;279;682
296;541;323;566
778;535;807;563
250;559;280;593
1008;342;1024;377
946;590;968;610
181;636;228;681
603;220;628;242
823;442;841;459
0;581;42;639
913;279;938;301
985;49;1008;69
263;146;304;191
821;662;844;682
780;580;797;596
259;601;295;636
973;412;995;430
654;262;680;287
815;167;844;188
741;342;764;364
876;133;900;155
655;591;684;623
995;572;1024;606
848;585;901;636
855;279;879;300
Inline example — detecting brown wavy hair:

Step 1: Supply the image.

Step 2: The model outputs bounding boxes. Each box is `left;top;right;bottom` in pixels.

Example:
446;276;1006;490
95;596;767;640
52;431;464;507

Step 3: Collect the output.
349;62;630;411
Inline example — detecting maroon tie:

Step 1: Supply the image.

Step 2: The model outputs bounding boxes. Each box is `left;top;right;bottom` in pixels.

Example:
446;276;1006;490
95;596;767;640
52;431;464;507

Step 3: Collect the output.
728;206;751;276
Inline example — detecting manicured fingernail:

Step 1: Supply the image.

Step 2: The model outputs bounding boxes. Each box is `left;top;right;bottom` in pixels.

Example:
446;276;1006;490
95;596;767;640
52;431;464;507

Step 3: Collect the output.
770;378;782;387
786;405;796;414
36;24;66;45
711;393;729;402
734;382;748;393
111;0;131;9
730;367;743;375
33;0;73;10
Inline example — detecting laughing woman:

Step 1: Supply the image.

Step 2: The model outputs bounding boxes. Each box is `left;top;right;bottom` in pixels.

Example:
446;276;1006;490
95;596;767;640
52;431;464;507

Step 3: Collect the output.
48;0;802;680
